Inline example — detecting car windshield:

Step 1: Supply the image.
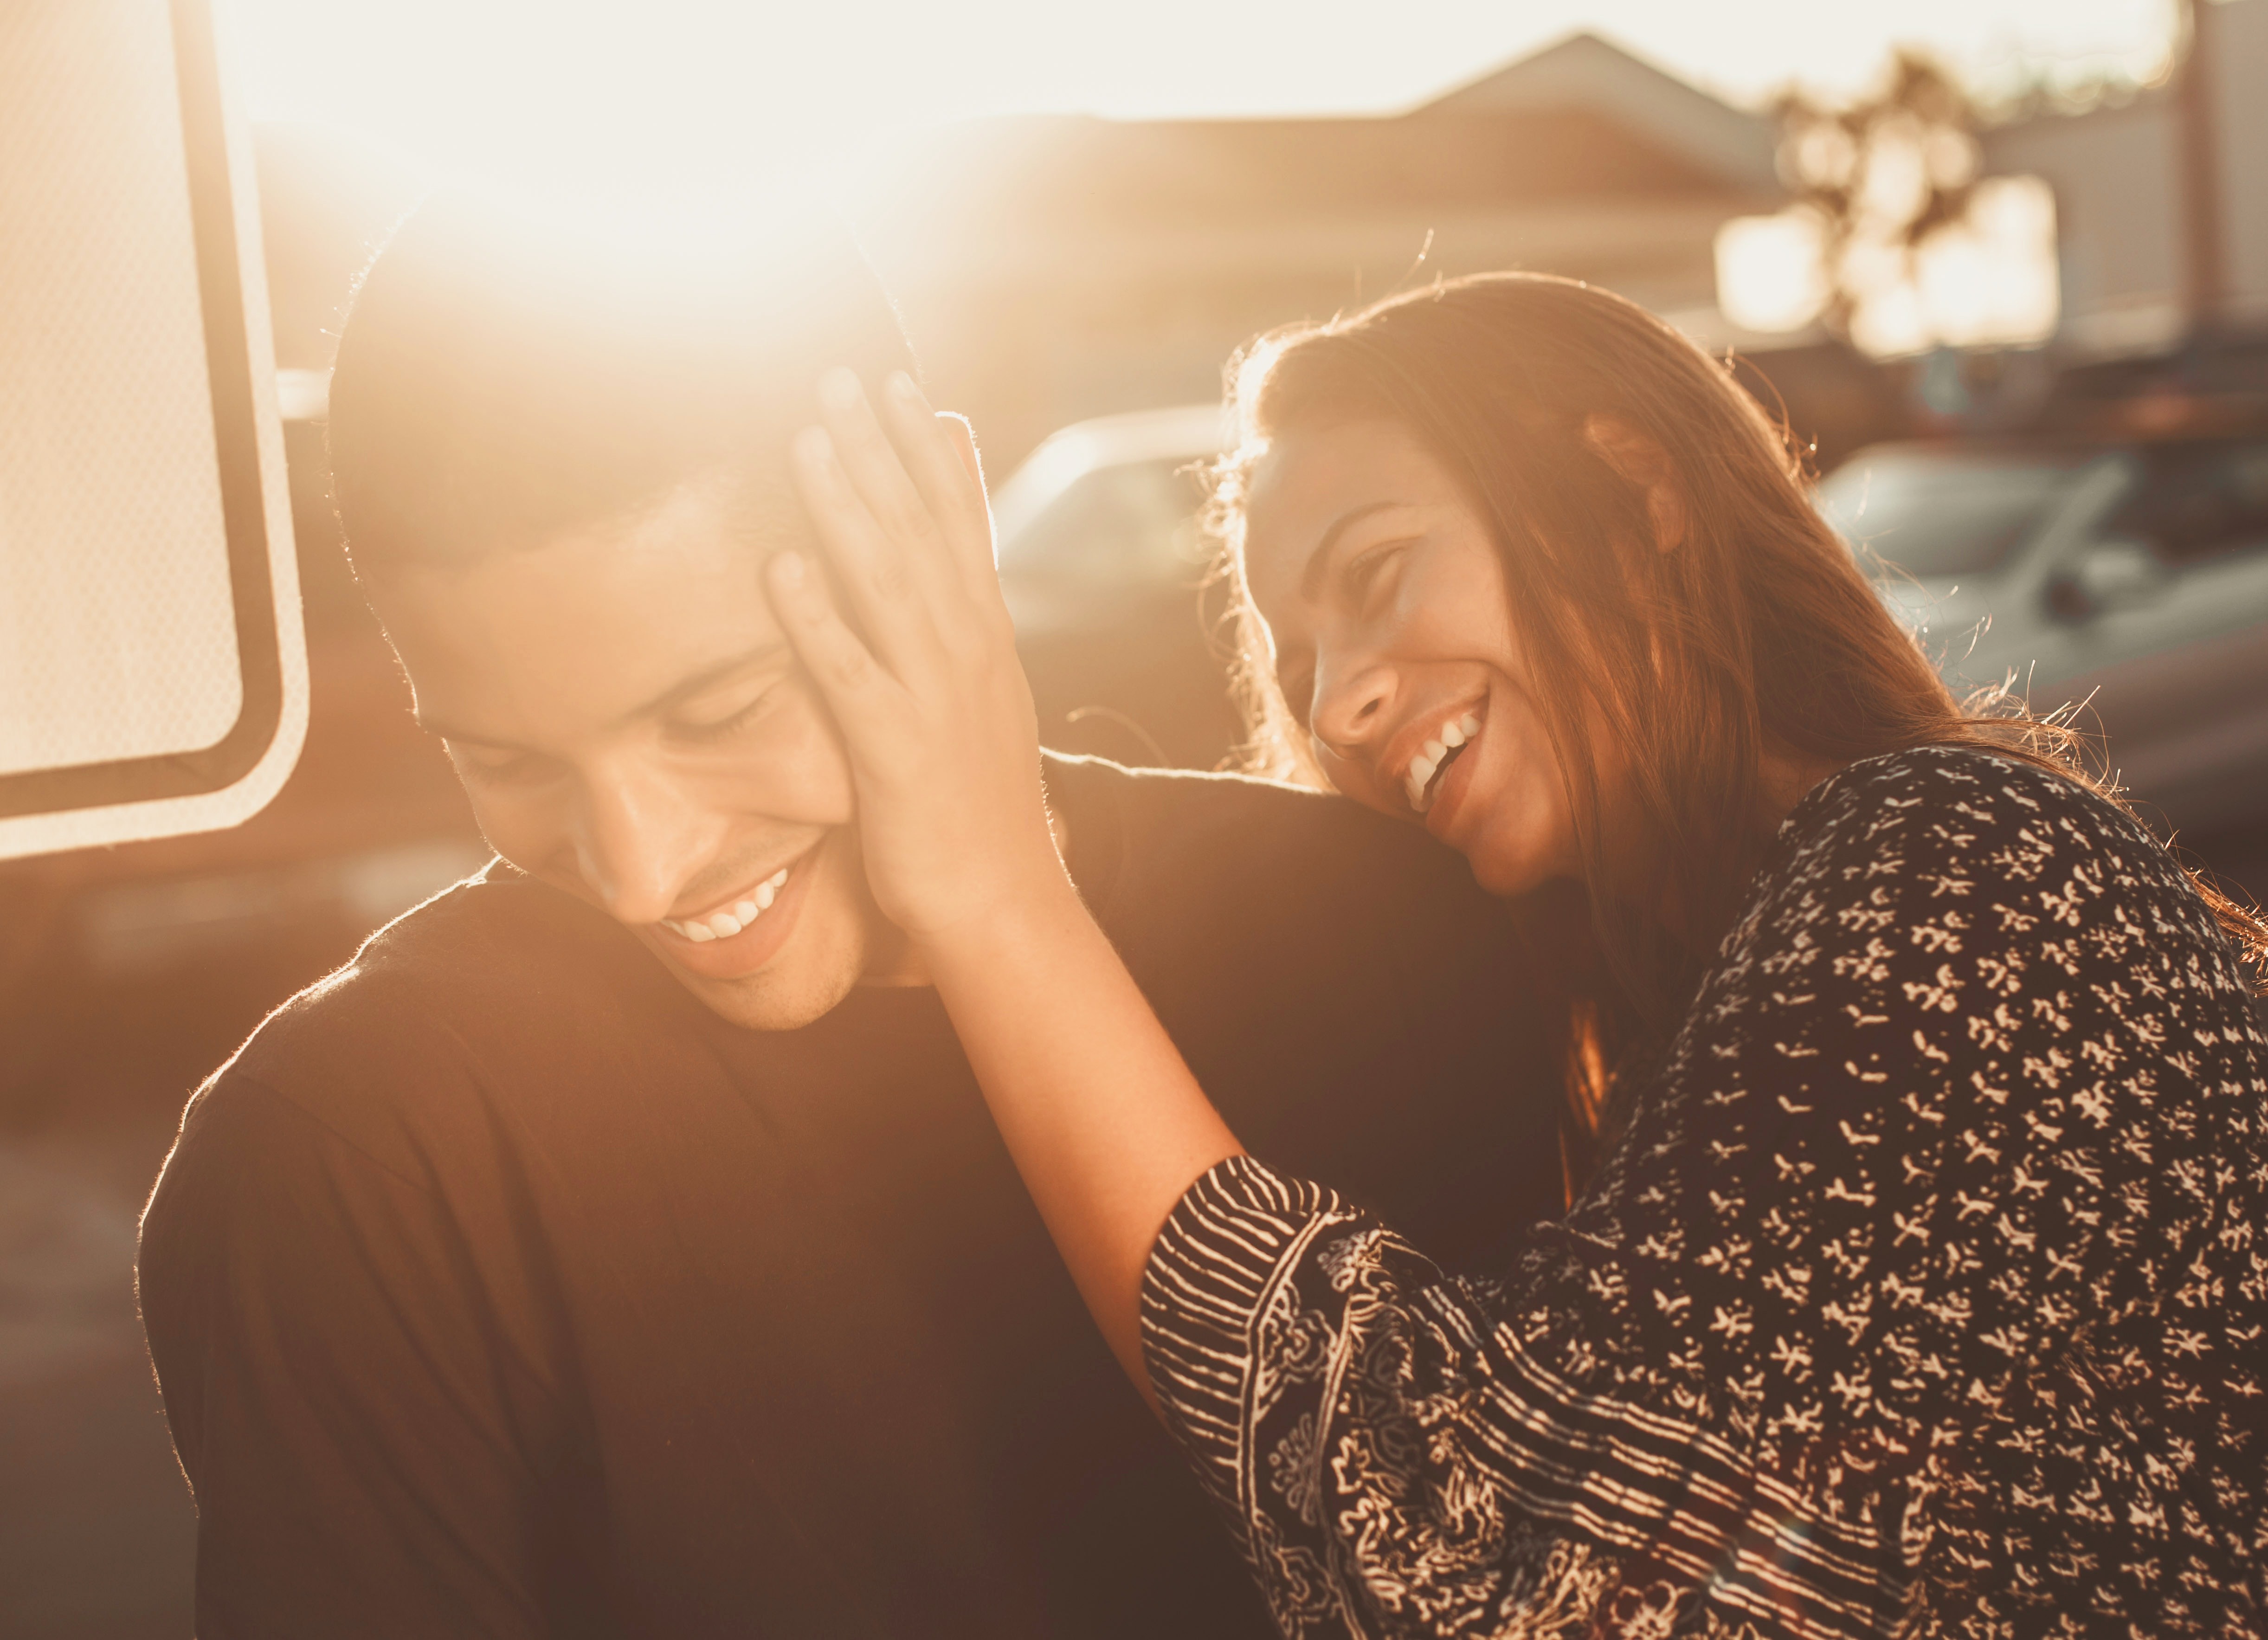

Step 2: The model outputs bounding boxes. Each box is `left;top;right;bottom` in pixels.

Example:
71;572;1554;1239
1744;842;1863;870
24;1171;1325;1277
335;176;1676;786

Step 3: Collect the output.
2107;438;2268;568
999;456;1212;587
1817;449;2088;579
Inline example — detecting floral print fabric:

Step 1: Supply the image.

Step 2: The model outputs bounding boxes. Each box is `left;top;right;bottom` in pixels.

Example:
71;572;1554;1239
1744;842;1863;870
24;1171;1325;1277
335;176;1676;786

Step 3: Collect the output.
1143;748;2267;1638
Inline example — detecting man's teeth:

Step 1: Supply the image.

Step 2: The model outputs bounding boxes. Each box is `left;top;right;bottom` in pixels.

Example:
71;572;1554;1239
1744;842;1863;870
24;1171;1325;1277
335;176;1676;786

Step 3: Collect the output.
665;867;791;942
1405;712;1483;813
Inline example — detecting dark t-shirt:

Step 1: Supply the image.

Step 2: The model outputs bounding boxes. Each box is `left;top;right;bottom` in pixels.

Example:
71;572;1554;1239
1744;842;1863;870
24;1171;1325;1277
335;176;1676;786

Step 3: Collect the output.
138;756;1565;1640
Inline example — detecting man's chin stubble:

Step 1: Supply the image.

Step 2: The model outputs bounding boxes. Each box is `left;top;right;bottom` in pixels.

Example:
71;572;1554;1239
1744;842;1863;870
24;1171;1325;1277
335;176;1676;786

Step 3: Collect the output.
639;827;908;1030
685;957;868;1031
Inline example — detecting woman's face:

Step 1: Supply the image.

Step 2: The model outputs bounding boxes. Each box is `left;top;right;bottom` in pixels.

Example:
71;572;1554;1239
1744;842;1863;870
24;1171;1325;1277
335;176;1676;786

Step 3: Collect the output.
1241;416;1580;897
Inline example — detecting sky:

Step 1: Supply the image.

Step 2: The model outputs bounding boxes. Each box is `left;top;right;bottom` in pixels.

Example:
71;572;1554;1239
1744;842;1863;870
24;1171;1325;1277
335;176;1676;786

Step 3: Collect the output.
222;0;2184;197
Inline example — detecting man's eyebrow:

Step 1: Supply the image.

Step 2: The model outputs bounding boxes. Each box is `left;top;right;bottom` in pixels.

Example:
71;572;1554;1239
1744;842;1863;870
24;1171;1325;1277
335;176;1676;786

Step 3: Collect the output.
1297;502;1405;602
413;639;794;747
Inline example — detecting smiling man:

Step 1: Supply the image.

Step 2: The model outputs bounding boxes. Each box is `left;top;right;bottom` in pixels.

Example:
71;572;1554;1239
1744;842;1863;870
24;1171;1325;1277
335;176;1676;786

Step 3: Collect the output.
135;197;1569;1640
371;463;895;1027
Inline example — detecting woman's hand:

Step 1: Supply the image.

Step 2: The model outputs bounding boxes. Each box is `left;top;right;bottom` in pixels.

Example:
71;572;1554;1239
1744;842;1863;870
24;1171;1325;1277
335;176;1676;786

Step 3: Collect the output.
769;368;1068;947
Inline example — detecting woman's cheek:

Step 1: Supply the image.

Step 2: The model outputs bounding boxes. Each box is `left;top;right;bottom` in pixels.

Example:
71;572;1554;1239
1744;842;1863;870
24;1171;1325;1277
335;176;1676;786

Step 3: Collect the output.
1441;691;1559;891
1310;737;1402;823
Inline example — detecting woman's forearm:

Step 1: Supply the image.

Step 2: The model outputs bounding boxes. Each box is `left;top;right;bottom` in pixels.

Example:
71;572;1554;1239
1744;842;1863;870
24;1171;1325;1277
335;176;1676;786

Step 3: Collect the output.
920;873;1244;1403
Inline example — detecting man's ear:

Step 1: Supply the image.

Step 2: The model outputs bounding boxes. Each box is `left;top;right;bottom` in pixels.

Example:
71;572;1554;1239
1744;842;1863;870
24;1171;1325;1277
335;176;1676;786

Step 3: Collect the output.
1581;413;1688;553
937;410;986;499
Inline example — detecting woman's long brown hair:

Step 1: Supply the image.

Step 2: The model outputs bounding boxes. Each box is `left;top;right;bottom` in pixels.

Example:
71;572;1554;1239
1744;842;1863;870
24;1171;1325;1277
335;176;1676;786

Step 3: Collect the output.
1209;273;2267;1182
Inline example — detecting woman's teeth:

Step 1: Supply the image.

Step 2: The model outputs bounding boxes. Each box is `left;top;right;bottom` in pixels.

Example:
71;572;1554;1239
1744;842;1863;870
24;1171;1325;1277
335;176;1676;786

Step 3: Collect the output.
1405;712;1483;813
664;867;791;943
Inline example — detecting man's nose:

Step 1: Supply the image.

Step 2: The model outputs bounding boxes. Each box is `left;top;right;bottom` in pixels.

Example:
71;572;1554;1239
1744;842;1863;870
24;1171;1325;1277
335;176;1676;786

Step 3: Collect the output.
1308;653;1398;759
568;764;716;926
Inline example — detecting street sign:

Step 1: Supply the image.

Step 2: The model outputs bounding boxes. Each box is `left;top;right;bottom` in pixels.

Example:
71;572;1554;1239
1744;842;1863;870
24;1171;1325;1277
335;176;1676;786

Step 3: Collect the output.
0;0;306;862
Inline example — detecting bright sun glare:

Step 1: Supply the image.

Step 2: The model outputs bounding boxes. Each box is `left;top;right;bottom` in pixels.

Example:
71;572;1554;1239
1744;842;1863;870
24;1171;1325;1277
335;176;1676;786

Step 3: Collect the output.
223;0;2177;202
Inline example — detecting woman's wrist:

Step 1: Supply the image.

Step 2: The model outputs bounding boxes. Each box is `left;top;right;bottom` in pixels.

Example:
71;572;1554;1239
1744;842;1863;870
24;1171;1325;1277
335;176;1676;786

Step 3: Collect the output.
908;829;1087;966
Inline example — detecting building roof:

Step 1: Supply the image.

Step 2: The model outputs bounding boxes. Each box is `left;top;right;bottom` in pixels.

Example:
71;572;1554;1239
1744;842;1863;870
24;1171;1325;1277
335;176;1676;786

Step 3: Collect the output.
1420;31;1780;194
860;34;1782;248
887;104;1770;236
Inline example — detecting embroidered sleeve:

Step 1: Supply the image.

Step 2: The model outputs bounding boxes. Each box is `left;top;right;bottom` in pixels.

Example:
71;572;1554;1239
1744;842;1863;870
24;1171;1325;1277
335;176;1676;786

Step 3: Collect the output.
1139;749;2268;1640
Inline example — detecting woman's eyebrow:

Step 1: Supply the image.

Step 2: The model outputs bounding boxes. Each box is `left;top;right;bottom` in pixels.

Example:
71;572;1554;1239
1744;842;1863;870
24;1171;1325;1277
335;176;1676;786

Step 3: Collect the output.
1298;502;1405;600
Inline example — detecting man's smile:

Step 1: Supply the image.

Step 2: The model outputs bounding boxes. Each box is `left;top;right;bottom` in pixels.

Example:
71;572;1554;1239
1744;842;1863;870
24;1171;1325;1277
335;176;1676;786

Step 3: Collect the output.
659;860;799;943
639;839;833;982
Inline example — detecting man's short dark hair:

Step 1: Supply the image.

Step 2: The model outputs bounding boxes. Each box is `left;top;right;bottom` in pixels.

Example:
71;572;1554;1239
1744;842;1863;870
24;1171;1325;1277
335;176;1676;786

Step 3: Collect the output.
327;192;918;575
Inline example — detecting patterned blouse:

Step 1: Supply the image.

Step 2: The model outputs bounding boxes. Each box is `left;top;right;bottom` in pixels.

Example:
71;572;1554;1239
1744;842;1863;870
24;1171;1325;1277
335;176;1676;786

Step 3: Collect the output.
1142;747;2267;1638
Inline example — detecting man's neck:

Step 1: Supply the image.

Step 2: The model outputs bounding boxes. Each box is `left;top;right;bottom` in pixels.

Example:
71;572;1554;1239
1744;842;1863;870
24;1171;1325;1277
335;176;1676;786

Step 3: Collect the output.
858;946;934;988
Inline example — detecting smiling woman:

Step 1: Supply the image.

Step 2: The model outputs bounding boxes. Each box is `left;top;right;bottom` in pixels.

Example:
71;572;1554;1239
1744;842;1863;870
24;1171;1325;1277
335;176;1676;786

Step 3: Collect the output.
1211;277;2268;1037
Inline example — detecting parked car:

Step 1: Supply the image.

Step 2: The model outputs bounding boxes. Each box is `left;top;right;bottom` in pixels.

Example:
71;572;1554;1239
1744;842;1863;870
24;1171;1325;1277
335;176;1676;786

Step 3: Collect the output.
1819;434;2268;837
994;404;1241;769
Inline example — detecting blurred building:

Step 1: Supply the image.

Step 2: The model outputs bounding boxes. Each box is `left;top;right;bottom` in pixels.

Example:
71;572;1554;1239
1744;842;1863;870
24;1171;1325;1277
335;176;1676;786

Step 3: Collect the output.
1983;0;2268;357
853;33;1792;465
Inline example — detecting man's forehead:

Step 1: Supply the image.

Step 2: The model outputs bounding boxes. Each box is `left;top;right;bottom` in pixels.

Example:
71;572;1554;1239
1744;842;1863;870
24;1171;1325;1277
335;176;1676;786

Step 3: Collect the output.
377;474;805;747
610;464;814;562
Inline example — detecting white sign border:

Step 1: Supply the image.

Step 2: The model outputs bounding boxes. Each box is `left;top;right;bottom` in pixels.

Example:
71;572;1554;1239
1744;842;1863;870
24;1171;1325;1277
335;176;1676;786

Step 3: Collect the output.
0;0;309;863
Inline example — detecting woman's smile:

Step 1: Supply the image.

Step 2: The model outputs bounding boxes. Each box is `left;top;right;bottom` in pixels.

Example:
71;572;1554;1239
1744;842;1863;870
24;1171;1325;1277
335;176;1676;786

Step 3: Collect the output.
1392;702;1483;815
1416;704;1485;834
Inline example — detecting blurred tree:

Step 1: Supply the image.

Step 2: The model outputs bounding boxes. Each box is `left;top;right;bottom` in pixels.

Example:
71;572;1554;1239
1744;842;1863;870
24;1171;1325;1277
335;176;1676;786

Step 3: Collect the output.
1771;54;1984;355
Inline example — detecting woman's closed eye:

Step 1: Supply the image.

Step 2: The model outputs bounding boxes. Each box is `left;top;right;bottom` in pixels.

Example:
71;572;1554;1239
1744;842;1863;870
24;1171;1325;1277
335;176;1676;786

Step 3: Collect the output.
1342;538;1413;608
1260;537;1416;725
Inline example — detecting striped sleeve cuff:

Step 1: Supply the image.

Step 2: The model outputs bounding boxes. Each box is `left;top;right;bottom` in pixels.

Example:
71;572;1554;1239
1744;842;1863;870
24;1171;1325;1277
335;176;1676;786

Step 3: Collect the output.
1139;1154;1353;1516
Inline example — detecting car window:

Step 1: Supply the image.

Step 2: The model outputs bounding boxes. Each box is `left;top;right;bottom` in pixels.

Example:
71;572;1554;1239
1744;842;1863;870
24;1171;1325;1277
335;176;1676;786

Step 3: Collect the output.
999;457;1212;588
1817;451;2086;579
2106;439;2268;568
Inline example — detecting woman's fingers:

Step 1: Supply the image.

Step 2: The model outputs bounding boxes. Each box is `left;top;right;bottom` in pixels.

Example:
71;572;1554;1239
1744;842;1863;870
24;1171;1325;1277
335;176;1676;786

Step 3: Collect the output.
789;425;947;681
763;550;904;752
928;413;1020;630
934;412;987;529
816;369;961;609
872;374;999;593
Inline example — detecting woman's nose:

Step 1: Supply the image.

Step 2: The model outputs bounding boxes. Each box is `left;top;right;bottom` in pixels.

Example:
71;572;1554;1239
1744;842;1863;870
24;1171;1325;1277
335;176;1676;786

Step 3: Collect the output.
1308;656;1397;756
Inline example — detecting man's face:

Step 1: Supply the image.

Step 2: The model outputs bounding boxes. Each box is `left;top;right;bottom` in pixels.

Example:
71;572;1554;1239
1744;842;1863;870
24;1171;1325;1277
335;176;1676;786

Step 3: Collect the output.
367;475;902;1029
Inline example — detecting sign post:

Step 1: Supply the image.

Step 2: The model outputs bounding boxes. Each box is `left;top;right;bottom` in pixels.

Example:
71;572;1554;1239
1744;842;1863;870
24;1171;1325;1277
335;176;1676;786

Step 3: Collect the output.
0;0;307;862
